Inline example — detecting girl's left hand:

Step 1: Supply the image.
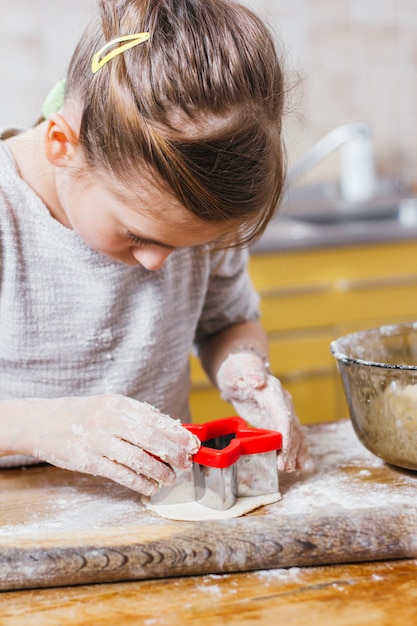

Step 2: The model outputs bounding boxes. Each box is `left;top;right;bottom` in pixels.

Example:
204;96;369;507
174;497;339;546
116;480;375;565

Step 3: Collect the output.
216;352;308;472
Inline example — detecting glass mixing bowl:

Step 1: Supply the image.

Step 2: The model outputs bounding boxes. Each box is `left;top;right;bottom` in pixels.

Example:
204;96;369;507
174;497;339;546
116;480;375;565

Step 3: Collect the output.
331;322;417;470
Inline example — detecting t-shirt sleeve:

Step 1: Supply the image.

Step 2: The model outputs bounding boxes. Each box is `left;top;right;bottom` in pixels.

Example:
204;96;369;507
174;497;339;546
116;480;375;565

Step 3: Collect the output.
193;247;260;351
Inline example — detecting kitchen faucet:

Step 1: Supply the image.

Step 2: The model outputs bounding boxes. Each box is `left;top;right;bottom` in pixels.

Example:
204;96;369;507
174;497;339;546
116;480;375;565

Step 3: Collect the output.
286;122;377;203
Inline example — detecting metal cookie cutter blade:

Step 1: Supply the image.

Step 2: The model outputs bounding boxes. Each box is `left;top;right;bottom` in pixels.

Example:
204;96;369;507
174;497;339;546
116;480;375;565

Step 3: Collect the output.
149;465;195;505
235;425;282;497
190;419;242;511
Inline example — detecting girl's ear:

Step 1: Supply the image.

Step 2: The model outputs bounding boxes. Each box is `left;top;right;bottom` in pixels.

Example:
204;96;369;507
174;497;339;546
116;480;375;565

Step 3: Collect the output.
44;113;79;166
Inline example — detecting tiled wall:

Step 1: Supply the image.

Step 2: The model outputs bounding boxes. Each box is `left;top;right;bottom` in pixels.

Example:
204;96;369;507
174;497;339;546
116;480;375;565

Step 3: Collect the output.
1;0;416;186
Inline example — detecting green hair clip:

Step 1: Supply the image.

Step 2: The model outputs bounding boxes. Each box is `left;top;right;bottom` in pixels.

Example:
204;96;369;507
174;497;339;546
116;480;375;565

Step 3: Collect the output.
41;79;66;118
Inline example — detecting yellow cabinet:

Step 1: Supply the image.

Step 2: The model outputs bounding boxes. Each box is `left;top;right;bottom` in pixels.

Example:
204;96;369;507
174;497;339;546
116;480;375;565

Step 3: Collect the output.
190;240;417;424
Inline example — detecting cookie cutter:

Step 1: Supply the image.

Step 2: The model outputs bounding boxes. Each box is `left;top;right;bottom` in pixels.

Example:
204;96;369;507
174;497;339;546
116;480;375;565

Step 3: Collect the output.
151;416;282;511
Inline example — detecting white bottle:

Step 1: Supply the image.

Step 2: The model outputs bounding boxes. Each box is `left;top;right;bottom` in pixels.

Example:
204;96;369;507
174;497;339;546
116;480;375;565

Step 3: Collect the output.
340;136;377;203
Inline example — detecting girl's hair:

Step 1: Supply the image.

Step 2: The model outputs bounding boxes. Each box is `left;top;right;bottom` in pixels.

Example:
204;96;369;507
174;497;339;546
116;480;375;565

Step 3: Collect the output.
65;0;286;247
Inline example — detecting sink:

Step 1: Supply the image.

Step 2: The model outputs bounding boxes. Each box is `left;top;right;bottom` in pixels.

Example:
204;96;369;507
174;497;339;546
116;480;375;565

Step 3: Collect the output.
290;202;401;226
252;179;417;253
281;179;416;226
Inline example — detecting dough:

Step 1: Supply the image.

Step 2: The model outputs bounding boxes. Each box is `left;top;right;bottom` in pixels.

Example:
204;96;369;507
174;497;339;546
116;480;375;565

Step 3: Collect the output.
142;491;281;521
367;382;417;465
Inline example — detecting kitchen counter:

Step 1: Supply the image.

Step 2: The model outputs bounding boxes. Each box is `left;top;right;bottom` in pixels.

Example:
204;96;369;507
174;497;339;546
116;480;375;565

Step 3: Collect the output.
252;181;417;253
1;559;417;625
252;214;417;253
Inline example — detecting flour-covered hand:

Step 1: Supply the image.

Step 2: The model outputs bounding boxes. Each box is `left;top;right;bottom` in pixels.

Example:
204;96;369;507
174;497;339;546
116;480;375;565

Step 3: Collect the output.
7;394;200;495
216;352;307;471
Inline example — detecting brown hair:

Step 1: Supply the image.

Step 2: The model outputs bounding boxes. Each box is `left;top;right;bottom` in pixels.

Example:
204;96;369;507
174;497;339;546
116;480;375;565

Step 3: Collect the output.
65;0;286;247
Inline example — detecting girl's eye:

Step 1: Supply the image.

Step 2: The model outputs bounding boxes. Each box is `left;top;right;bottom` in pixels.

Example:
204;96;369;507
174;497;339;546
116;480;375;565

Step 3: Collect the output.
126;231;176;252
126;231;152;246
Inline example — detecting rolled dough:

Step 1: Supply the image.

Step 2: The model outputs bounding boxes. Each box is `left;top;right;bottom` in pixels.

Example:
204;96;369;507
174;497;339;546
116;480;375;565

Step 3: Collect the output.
142;491;281;521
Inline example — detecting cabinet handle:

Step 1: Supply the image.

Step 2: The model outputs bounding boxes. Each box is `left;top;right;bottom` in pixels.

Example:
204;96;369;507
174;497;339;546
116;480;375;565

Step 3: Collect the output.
334;273;417;292
260;283;330;298
260;274;417;298
278;366;335;383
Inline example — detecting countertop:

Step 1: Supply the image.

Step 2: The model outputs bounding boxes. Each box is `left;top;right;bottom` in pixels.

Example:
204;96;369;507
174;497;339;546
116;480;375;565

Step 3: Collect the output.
252;215;417;253
1;559;417;625
251;181;417;253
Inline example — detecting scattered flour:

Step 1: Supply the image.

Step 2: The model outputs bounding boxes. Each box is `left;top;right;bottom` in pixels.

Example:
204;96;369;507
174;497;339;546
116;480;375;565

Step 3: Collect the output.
0;474;164;538
276;419;417;515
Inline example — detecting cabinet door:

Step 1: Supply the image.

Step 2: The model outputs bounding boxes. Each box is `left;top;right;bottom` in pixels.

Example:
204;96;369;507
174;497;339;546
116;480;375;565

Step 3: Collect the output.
249;242;417;333
268;331;336;424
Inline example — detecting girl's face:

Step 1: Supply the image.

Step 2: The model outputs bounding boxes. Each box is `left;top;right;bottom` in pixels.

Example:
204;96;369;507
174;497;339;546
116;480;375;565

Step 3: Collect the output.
52;163;232;270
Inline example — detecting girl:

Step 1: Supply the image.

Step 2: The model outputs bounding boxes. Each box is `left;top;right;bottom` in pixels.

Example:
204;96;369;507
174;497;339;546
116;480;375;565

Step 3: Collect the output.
0;0;306;495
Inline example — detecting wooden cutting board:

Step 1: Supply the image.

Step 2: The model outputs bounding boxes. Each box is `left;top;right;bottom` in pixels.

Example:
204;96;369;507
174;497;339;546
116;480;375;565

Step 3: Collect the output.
1;419;417;591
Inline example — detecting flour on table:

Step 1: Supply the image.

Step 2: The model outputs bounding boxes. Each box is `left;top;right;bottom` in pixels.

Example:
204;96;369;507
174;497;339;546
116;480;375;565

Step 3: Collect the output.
142;491;281;521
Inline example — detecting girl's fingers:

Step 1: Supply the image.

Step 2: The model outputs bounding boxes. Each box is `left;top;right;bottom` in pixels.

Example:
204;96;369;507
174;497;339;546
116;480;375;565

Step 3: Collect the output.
105;397;200;464
102;437;177;486
93;456;160;496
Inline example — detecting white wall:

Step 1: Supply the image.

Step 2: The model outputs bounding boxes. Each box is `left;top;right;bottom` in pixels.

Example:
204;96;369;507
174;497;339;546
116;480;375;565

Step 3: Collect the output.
0;0;92;126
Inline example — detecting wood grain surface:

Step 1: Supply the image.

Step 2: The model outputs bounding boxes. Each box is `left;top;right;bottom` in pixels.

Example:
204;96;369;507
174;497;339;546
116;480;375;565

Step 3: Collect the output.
1;559;417;625
1;420;417;591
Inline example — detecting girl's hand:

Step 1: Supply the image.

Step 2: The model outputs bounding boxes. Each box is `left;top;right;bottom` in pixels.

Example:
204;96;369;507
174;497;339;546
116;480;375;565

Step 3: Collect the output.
11;394;200;495
216;352;308;472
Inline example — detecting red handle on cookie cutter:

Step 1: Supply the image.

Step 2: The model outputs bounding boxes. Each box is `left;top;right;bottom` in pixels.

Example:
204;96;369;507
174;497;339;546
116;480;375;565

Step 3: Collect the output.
183;416;282;469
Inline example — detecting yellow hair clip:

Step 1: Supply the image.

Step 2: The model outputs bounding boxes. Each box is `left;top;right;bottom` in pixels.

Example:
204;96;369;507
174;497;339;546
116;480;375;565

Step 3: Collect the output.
91;32;150;74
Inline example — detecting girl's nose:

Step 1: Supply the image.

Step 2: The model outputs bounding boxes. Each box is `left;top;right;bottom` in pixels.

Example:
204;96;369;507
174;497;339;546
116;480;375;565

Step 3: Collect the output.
131;246;173;270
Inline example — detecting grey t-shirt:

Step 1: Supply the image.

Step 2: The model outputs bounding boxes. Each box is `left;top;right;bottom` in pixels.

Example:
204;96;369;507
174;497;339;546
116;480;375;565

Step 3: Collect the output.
0;139;260;437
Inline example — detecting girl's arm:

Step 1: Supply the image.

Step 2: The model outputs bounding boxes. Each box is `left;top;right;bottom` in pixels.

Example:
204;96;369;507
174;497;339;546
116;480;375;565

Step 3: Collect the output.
199;320;308;472
199;319;270;384
0;395;199;493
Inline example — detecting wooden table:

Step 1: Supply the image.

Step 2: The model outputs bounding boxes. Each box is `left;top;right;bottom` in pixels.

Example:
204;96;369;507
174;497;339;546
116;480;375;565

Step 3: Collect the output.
1;559;417;625
2;419;417;624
